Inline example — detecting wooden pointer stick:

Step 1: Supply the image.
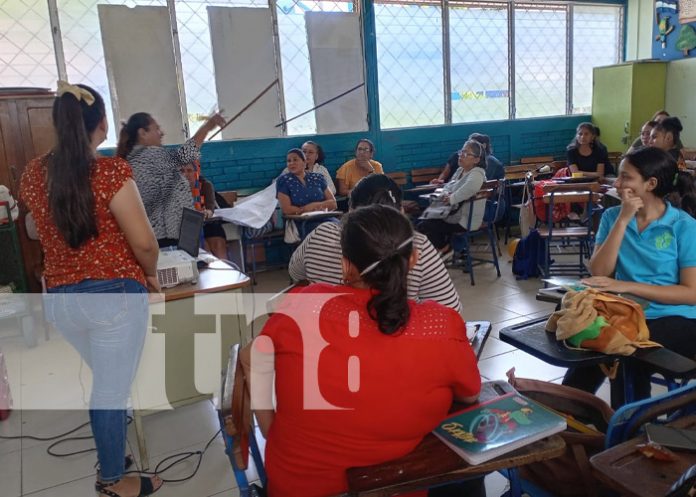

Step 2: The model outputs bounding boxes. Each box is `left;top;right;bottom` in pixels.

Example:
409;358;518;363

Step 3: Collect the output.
208;79;279;140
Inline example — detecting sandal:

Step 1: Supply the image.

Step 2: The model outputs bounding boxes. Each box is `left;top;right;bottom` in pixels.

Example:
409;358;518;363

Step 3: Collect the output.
95;476;162;497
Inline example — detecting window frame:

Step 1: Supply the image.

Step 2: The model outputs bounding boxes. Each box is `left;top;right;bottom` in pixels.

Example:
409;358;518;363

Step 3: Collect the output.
374;0;624;129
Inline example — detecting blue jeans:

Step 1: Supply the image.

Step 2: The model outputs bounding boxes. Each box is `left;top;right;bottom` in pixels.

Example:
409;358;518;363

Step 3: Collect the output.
45;278;149;482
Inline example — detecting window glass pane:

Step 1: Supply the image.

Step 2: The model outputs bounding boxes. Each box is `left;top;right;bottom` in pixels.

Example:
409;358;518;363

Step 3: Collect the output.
449;2;509;123
572;4;622;115
275;0;354;136
0;0;57;88
375;2;444;128
59;0;166;146
514;3;566;118
175;0;264;141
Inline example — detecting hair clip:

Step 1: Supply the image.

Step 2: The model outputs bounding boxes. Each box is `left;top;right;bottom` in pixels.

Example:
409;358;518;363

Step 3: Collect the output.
359;236;414;277
387;190;396;204
56;80;95;105
673;173;679;186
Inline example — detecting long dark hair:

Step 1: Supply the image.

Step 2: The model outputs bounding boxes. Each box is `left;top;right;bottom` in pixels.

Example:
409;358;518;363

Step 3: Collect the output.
48;84;105;248
349;174;402;210
624;147;696;217
468;133;492;155
653;117;683;148
341;205;413;335
567;122;603;151
116;112;152;158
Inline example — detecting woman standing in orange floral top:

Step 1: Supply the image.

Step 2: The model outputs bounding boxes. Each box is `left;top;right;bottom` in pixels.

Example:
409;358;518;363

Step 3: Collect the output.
20;82;161;497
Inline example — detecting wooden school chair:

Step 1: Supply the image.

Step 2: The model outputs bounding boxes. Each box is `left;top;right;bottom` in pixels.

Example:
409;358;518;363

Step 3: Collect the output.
449;182;501;286
591;383;696;497
410;167;443;185
535;182;602;279
385;171;408;187
520;155;554;165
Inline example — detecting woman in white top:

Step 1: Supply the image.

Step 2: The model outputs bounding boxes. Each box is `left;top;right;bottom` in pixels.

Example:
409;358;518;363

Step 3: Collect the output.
417;140;487;256
281;141;336;194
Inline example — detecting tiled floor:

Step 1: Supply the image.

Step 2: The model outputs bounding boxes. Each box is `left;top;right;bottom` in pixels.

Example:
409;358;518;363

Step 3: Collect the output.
0;248;589;496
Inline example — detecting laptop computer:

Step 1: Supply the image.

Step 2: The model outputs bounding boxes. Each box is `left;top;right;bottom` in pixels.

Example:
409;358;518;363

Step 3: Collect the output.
156;208;205;288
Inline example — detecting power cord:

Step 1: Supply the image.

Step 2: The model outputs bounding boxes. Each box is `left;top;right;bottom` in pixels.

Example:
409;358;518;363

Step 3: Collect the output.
0;416;224;483
128;428;222;483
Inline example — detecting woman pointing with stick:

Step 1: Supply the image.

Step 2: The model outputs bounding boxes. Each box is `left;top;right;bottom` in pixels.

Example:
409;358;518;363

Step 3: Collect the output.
117;111;225;247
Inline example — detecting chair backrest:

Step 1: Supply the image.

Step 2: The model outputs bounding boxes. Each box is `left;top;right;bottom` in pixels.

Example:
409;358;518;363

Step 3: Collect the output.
218;190;238;207
411;167;443;185
541;182;602;206
385;171;408;186
220;344;252;470
465;188;493;230
605;382;696;448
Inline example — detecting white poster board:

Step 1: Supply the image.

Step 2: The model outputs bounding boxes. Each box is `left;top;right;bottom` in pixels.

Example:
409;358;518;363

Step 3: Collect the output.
98;5;186;144
306;12;368;134
208;6;282;139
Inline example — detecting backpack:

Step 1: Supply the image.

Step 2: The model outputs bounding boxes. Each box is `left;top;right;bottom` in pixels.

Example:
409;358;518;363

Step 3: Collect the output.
512;229;544;280
534;180;570;223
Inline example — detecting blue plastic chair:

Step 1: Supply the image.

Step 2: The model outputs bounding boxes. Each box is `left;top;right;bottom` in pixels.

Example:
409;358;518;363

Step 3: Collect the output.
219;344;267;496
605;381;696;449
451;181;502;286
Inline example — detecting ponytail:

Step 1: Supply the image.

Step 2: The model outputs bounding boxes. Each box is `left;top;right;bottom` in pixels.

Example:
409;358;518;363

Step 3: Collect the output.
341;205;413;335
116;112;152;158
48;83;105;248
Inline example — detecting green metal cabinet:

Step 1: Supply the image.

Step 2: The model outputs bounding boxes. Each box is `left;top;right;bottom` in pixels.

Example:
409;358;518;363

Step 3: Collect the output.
592;61;667;152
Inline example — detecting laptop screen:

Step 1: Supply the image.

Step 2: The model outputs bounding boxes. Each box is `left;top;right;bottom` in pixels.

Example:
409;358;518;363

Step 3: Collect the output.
178;208;205;257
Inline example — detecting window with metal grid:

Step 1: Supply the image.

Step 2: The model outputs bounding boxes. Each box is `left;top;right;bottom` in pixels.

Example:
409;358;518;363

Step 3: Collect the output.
375;0;445;128
0;0;57;89
449;1;509;123
513;2;567;118
572;4;623;115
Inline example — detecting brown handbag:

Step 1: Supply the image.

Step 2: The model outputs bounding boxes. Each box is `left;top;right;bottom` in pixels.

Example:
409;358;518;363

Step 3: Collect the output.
546;288;660;356
507;369;615;497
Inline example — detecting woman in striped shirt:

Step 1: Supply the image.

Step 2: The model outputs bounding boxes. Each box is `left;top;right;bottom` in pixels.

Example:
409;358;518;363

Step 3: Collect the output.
289;174;462;312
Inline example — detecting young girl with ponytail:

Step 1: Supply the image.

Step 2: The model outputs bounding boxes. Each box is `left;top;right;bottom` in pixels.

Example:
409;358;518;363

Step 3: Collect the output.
242;204;481;497
20;82;161;497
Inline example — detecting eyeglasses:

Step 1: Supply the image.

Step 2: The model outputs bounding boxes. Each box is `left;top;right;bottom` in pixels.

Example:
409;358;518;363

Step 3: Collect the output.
356;147;372;152
458;150;479;158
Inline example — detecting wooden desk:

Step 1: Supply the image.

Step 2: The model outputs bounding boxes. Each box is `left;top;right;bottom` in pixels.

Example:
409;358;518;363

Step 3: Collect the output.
131;260;251;468
502;315;696;405
591;416;696;497
405;184;439;194
346;433;565;496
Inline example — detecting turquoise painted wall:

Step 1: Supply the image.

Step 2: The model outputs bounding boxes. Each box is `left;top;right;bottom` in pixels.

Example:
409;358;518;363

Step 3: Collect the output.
192;115;588;193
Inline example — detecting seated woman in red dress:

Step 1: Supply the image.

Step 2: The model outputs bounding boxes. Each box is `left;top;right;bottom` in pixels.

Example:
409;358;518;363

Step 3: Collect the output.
243;204;482;497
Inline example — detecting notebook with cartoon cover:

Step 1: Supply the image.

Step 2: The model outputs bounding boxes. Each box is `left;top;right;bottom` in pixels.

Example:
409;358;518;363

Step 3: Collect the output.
433;388;566;465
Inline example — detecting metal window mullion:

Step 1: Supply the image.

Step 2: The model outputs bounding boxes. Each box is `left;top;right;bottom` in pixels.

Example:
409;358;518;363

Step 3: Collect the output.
167;0;189;138
269;0;289;135
47;0;67;81
566;4;573;115
618;4;625;62
508;1;515;120
442;0;451;124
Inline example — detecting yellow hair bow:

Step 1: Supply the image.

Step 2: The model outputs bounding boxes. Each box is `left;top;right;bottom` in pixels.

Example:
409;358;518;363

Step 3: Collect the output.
56;80;95;106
